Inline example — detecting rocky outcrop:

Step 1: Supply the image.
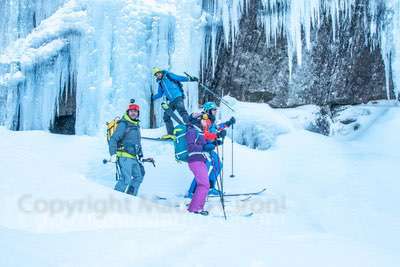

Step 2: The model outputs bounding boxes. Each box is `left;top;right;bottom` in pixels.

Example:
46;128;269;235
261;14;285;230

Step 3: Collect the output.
202;0;394;108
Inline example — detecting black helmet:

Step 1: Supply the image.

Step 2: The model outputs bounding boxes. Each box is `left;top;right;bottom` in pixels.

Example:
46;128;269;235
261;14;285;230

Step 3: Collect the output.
189;112;203;127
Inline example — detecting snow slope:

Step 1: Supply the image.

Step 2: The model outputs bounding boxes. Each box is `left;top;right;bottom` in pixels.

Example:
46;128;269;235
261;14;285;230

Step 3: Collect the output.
0;107;399;266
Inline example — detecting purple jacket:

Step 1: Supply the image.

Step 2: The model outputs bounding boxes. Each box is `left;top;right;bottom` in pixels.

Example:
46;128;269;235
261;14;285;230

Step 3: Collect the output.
186;125;208;163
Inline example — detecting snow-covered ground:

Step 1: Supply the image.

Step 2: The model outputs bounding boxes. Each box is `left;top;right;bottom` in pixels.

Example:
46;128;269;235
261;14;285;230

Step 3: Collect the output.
0;106;399;267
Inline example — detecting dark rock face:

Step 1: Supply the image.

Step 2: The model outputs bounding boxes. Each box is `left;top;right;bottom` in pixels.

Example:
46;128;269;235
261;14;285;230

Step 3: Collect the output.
50;73;76;135
201;0;394;107
306;106;334;136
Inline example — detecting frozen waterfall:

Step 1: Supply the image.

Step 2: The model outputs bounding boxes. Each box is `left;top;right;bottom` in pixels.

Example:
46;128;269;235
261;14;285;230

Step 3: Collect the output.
0;0;203;134
0;0;399;135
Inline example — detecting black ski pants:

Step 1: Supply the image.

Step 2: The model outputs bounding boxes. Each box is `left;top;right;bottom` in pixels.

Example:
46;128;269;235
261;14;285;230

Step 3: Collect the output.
163;96;189;134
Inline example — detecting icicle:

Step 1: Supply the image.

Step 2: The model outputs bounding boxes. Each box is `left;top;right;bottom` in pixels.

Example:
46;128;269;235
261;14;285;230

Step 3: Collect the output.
380;0;400;100
75;0;204;133
0;0;66;52
0;0;89;131
203;0;392;84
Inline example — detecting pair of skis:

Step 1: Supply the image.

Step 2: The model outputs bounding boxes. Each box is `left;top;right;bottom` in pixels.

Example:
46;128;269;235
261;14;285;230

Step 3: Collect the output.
207;188;266;198
155;188;266;200
154;188;266;218
141;136;173;142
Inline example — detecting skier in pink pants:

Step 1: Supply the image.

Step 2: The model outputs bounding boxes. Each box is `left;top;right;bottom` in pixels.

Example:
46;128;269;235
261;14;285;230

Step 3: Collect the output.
186;113;216;215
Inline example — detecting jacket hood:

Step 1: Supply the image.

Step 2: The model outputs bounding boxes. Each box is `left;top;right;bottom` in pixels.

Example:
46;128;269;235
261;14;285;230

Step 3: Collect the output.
122;113;140;125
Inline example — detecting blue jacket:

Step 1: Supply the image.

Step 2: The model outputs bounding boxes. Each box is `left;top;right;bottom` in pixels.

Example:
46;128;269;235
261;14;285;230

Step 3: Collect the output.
152;71;190;102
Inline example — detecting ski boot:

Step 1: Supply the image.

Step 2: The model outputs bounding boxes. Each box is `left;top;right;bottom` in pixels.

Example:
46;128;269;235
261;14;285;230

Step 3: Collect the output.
184;192;193;199
194;210;209;216
208;188;221;196
160;134;176;141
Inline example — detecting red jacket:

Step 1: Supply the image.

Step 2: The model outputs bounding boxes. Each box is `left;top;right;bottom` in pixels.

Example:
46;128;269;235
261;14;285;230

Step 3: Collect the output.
202;119;218;141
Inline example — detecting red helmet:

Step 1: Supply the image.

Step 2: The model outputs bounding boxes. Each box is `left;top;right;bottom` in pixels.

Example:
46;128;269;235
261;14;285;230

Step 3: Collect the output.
128;103;140;111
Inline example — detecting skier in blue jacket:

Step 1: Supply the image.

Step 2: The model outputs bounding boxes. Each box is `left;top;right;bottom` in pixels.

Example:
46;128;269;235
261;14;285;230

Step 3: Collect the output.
151;67;198;139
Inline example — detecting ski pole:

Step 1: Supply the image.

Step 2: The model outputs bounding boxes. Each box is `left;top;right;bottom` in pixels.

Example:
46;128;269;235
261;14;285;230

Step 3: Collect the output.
209;148;227;219
184;72;234;112
221;142;224;170
199;83;235;112
102;159;121;181
150;86;156;129
230;124;235;178
215;174;227;220
217;145;225;196
215;145;227;220
141;157;156;167
115;160;121;180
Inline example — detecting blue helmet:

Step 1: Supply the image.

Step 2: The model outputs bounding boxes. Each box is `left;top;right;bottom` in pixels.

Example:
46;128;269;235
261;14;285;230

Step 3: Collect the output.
203;102;217;112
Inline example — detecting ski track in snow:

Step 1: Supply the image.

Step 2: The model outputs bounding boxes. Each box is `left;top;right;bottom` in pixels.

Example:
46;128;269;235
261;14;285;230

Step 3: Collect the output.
0;109;399;266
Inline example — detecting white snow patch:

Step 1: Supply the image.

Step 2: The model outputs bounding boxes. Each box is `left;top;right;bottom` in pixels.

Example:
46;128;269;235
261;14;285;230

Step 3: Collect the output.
331;100;397;138
219;96;294;150
1;106;399;266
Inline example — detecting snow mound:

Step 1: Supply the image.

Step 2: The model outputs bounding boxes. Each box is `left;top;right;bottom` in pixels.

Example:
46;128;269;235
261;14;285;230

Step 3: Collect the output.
219;96;294;150
277;105;321;129
219;97;398;149
331;100;397;138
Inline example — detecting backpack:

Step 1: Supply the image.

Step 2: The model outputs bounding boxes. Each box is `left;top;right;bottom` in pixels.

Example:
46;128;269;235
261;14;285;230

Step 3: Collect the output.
106;117;135;145
166;73;185;98
173;124;202;162
106;116;120;143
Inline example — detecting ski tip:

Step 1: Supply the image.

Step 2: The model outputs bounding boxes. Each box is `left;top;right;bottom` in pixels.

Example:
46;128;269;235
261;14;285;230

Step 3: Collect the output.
254;188;267;195
240;196;252;201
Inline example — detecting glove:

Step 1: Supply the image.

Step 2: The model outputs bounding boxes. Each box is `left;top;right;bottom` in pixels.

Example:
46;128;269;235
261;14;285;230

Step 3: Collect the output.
213;140;223;146
217;129;227;139
150;92;154;101
110;154;117;163
161;102;169;110
225;116;236;127
203;143;215;152
136;145;143;160
190;76;199;82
